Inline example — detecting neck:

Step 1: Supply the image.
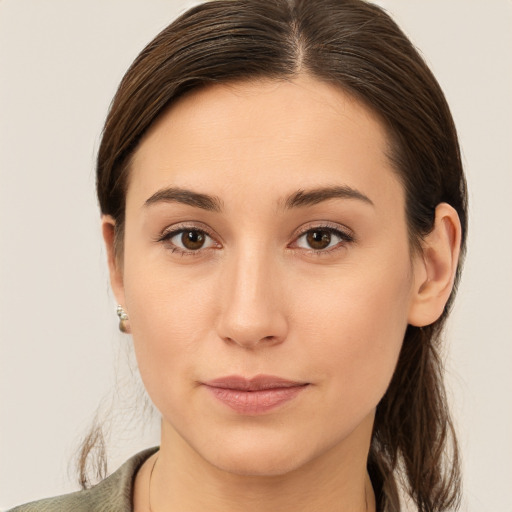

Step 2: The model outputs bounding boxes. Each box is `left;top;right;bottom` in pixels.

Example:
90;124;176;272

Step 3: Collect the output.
135;415;376;512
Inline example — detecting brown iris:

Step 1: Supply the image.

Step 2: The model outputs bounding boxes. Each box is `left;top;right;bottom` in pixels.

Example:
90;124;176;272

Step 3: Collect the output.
306;229;332;250
181;230;206;250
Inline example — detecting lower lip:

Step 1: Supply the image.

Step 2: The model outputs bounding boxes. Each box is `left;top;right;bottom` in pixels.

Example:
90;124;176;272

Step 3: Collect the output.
205;385;307;415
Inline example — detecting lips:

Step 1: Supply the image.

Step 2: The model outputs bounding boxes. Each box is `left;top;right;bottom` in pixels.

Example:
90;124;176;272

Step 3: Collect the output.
203;375;309;414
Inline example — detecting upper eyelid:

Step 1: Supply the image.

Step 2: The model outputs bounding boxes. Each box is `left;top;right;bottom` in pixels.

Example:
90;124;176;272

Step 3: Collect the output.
157;225;220;255
291;221;355;240
156;220;355;246
159;221;218;240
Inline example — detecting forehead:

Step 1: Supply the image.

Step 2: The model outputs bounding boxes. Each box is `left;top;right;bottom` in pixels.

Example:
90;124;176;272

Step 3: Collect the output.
128;75;402;211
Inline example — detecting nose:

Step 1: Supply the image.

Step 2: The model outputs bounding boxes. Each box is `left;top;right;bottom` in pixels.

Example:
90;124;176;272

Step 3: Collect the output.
215;246;288;349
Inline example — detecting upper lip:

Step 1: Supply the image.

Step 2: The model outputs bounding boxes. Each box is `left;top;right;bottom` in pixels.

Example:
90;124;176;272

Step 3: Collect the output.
204;375;308;391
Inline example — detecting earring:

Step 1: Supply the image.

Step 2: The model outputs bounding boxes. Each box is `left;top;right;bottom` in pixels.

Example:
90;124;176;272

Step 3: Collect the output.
116;305;130;333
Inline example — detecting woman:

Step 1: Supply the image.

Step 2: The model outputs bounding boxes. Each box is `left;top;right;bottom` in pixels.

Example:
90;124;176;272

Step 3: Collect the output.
8;0;467;511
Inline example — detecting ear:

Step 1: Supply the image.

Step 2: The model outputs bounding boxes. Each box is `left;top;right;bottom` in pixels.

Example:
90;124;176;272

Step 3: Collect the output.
102;215;129;331
408;203;462;327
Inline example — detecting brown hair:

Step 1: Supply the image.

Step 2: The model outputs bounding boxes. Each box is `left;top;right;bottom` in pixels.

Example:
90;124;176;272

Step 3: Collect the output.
85;1;468;510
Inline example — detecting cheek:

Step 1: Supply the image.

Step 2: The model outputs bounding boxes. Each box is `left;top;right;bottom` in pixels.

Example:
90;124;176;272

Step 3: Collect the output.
292;260;413;408
121;252;218;407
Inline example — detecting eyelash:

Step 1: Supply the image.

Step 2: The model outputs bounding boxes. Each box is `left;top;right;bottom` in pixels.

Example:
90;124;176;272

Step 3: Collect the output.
290;223;355;256
156;222;355;257
156;223;219;257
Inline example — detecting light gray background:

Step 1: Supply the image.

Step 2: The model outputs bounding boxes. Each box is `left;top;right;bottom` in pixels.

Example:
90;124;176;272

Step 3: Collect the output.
1;1;511;510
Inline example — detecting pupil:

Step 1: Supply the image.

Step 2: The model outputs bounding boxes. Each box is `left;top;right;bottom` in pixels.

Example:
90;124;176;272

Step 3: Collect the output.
182;230;205;250
307;230;331;249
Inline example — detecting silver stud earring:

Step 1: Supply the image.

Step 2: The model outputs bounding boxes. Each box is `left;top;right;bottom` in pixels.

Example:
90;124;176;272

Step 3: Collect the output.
116;305;130;333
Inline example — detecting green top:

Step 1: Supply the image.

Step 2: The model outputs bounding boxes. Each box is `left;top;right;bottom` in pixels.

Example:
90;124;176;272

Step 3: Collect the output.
8;447;158;512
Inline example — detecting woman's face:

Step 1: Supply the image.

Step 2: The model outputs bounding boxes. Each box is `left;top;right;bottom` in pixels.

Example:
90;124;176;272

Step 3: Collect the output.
116;76;423;476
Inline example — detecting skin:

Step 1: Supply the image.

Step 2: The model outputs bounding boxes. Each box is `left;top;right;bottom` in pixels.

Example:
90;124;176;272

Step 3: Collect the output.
103;75;461;512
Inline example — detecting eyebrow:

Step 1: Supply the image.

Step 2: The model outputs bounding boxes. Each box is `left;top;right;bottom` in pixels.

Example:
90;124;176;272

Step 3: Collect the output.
143;184;373;213
284;186;374;209
144;187;223;212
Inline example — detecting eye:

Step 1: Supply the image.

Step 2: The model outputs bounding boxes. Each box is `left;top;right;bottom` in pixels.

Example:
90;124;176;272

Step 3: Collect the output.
294;226;354;252
161;227;218;253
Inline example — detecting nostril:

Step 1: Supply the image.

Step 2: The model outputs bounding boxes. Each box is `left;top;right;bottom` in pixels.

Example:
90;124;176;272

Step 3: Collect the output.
221;334;282;348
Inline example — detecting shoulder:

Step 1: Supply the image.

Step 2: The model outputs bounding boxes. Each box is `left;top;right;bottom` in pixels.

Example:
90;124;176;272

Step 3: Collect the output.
7;489;94;512
7;447;159;512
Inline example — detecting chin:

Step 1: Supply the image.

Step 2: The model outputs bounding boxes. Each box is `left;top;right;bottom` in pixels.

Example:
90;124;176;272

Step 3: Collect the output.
207;445;310;477
191;425;333;478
